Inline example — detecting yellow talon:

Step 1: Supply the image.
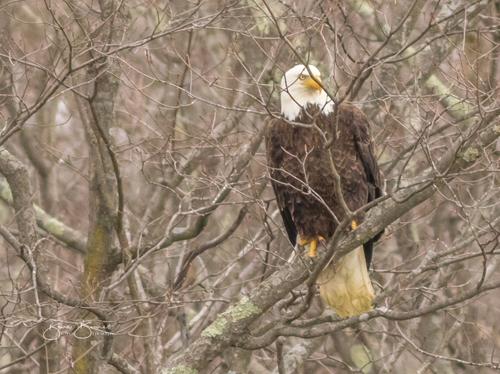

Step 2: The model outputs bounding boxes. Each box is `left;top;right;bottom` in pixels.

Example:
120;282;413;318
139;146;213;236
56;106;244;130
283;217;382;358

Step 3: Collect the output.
309;240;317;257
351;220;357;230
298;236;325;258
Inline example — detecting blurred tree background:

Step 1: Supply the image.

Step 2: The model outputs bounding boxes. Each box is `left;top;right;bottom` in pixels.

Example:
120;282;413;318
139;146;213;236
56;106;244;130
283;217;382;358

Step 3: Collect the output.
0;0;500;373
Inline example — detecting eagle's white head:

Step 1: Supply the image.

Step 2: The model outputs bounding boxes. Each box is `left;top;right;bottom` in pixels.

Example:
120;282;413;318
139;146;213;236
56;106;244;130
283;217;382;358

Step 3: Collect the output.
280;64;334;120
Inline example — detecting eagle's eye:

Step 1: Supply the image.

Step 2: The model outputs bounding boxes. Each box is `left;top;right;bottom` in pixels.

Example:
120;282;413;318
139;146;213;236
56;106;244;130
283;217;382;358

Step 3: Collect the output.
299;74;306;80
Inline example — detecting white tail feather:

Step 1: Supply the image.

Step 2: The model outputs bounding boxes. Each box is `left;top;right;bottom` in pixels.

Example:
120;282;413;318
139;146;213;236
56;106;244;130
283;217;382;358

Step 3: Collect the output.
318;246;375;318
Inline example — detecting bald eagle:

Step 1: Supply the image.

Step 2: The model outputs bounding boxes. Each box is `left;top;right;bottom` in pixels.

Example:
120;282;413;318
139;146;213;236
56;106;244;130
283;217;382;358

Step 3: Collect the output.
266;65;384;318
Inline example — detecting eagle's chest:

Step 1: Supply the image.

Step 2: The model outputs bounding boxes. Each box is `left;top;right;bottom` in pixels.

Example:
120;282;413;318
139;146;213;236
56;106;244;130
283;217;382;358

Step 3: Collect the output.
278;126;336;197
285;124;355;170
289;127;326;158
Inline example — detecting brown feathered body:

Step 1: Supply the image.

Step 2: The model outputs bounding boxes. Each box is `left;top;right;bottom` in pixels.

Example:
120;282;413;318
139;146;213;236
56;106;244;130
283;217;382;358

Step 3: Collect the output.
267;103;383;317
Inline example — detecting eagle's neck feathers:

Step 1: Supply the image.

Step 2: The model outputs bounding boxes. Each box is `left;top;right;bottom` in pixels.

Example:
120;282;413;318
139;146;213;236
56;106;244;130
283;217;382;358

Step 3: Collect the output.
281;86;333;120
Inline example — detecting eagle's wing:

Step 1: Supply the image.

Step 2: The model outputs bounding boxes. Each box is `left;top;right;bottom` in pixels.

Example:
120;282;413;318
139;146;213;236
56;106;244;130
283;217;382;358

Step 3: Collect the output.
342;105;384;267
270;181;297;246
349;106;383;198
266;119;297;247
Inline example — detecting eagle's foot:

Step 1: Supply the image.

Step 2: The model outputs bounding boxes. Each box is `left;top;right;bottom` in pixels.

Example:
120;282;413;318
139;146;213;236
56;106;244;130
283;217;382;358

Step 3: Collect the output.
298;236;325;258
351;220;357;230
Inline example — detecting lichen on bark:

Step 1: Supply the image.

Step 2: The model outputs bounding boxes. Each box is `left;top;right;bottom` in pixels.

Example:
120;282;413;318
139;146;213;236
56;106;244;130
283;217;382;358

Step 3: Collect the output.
226;296;261;321
200;296;261;338
462;147;479;162
201;316;227;338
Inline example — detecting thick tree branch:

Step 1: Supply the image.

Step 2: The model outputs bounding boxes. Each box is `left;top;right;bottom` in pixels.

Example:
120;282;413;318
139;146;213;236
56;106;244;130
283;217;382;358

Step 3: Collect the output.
0;177;87;253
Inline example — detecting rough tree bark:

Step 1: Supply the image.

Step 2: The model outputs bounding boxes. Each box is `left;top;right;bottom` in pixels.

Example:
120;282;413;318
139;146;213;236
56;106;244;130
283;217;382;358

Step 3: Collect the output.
69;0;130;372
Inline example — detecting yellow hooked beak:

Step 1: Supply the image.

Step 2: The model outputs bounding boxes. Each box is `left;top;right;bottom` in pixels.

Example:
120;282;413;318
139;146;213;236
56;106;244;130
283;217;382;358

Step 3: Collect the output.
301;75;322;92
